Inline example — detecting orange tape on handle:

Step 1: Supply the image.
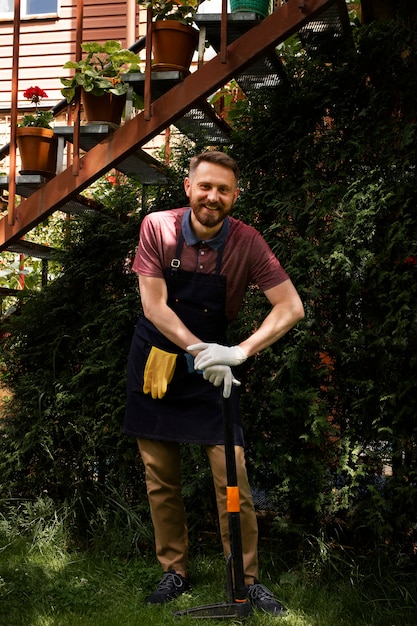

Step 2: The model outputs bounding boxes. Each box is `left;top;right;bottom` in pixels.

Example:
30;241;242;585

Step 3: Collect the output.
227;486;240;512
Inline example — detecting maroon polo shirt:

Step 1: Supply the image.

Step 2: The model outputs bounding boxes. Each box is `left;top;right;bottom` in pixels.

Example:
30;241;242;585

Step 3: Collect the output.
134;207;289;322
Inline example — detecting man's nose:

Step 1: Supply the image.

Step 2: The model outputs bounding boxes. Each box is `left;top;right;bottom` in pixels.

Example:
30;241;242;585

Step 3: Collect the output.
207;188;219;203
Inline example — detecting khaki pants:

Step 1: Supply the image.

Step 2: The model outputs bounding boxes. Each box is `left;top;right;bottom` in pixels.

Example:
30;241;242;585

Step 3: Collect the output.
137;438;259;585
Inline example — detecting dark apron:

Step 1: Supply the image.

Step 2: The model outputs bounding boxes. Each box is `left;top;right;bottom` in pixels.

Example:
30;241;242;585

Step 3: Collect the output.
124;232;243;445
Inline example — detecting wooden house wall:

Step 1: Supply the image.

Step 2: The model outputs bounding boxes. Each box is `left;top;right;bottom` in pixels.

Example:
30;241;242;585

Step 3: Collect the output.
0;0;140;112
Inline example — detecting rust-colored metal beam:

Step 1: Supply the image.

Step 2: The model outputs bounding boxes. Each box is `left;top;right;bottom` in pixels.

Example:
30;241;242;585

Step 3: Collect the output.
8;0;21;228
72;0;84;176
0;0;341;250
144;6;153;121
220;0;228;64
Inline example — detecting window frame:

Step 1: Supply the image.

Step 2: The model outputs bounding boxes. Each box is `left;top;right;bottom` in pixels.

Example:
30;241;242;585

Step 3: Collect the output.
0;0;59;20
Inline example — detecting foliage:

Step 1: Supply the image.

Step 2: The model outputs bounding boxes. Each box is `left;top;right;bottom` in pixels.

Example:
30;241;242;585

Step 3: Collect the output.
148;136;207;211
137;0;200;24
60;40;142;103
0;497;160;625
0;176;148;541
227;8;417;547
0;213;68;316
0;497;416;625
0;253;35;291
1;6;417;563
209;80;246;125
18;86;54;129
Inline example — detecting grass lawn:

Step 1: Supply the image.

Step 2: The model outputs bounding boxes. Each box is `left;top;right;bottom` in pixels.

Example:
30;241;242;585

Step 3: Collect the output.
1;498;416;625
2;526;417;626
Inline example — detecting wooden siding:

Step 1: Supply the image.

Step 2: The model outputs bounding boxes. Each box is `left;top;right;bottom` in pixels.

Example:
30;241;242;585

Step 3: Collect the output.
0;0;139;112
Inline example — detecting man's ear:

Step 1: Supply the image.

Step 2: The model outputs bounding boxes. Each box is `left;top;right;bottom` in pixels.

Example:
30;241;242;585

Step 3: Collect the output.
184;177;191;198
233;186;240;204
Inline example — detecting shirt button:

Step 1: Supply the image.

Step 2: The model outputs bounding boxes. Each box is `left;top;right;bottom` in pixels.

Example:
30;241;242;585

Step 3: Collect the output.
200;250;205;256
199;264;204;270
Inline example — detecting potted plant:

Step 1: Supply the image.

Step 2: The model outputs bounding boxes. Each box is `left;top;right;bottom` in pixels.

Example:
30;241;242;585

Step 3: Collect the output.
137;0;201;73
60;40;142;125
16;86;57;177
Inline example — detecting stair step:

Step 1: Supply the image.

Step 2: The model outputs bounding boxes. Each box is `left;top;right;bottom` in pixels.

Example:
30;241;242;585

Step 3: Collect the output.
0;174;52;198
54;124;168;184
0;175;99;214
6;239;55;260
176;103;231;145
298;3;352;60
194;12;287;94
0;287;27;299
0;0;350;254
195;11;266;48
123;70;185;101
123;71;231;145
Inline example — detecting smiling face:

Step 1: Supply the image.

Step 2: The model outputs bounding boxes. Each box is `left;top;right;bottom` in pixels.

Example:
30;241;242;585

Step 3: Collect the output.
184;161;240;239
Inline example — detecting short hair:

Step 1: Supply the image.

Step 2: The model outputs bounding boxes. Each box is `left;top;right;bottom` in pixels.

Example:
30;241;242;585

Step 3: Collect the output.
189;151;240;184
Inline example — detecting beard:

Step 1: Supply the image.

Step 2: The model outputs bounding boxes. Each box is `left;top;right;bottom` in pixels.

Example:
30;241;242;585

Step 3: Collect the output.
191;201;231;229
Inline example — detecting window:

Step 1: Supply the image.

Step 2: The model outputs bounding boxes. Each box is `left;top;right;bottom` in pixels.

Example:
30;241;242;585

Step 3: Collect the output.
26;0;57;14
0;0;58;18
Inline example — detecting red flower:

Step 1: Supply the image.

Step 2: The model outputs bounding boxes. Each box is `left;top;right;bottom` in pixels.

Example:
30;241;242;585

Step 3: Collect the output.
19;85;53;128
396;256;417;266
23;86;48;104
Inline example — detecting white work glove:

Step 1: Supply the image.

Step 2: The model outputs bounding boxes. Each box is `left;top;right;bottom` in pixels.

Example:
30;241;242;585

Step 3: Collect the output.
203;364;241;398
187;343;248;370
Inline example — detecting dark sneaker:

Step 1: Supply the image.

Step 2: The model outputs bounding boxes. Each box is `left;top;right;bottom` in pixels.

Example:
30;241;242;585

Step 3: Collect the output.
247;579;287;616
146;569;191;604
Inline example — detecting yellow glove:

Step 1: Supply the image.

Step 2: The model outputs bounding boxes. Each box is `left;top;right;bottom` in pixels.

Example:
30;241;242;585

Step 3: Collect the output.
143;346;178;399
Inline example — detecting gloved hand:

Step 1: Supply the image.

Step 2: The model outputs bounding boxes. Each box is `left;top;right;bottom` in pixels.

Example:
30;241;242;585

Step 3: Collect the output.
143;346;178;399
187;343;248;370
203;364;241;398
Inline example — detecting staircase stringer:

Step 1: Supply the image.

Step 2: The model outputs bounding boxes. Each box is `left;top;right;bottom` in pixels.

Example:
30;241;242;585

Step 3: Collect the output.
0;0;340;252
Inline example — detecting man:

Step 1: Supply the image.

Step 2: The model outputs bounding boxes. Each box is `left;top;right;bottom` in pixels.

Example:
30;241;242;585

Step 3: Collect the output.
124;151;304;616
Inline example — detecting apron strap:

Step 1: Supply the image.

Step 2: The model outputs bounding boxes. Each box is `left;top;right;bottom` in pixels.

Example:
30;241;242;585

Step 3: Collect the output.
170;220;229;275
215;241;225;274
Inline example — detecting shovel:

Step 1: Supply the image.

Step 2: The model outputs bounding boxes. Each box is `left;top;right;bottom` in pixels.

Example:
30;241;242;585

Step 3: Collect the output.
174;392;253;620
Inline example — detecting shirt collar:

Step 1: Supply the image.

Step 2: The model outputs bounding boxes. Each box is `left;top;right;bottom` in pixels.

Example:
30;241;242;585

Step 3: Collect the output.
182;208;229;250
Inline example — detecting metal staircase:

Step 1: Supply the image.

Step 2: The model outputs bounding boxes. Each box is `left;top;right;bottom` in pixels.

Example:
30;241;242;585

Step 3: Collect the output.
0;0;352;257
123;71;233;145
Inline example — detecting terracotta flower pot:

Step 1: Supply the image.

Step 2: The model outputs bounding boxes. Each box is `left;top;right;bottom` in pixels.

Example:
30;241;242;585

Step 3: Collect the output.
81;89;127;125
16;126;57;178
151;20;199;73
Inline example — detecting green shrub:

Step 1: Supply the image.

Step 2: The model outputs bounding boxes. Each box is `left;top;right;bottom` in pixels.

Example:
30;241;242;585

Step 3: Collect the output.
1;12;417;557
